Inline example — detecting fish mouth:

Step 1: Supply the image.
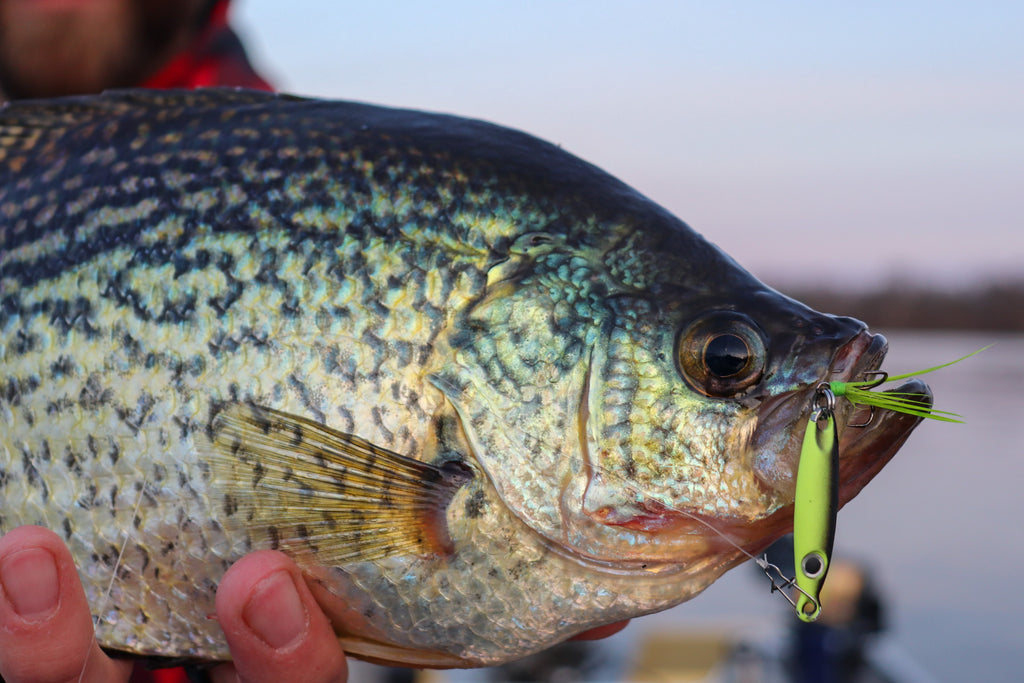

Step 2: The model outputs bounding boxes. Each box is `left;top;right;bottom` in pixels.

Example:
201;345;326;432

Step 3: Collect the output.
834;377;931;507
728;333;933;556
749;329;891;500
608;331;932;558
700;377;932;570
566;327;929;574
826;331;933;510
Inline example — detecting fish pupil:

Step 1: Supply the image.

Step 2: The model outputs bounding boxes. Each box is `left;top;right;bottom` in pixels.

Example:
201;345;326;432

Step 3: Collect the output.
704;334;750;378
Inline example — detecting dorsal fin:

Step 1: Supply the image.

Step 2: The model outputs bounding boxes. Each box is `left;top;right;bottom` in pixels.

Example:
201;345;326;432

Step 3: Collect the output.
208;403;473;565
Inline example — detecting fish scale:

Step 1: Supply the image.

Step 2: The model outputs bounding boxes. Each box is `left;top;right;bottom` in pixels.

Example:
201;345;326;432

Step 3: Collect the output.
0;89;921;666
0;91;516;659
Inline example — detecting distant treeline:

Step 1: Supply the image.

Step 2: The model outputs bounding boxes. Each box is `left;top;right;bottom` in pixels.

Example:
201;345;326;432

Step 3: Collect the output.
781;280;1024;331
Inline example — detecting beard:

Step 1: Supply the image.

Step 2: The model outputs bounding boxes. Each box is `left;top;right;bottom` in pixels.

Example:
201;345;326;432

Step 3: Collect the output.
0;0;206;100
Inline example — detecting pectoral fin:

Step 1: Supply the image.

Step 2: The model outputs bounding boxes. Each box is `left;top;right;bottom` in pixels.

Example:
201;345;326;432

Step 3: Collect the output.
208;403;472;564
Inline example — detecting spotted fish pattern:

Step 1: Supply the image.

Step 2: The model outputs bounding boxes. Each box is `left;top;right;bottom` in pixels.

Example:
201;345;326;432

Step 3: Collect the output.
0;90;904;666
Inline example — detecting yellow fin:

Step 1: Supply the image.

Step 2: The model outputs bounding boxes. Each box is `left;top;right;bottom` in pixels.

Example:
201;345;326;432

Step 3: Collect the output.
209;403;472;564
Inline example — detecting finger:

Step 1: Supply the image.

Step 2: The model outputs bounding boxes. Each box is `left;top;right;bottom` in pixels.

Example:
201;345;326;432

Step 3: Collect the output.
0;526;134;683
214;551;347;683
571;619;630;641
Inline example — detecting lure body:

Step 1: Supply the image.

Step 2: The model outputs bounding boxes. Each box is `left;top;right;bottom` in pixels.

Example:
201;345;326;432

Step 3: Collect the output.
792;386;840;621
786;362;963;623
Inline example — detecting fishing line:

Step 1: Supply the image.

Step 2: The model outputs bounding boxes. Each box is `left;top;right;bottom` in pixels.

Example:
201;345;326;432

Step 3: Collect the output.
590;463;814;605
78;474;149;683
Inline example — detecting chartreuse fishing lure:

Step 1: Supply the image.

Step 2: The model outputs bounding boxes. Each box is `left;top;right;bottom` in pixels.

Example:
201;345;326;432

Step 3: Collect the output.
791;382;841;621
772;349;984;622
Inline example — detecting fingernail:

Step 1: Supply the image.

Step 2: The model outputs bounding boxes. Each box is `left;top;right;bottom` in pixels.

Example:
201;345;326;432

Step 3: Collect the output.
0;548;60;622
243;570;308;650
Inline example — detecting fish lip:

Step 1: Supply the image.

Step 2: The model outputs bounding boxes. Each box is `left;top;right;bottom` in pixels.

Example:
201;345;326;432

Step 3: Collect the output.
830;332;933;508
835;377;931;507
838;330;889;383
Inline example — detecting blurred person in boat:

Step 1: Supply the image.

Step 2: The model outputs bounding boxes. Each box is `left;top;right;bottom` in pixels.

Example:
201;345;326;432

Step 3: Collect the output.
790;559;885;683
0;0;270;103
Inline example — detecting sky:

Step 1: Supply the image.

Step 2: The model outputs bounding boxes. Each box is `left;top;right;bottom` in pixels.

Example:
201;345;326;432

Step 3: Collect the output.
231;1;1023;290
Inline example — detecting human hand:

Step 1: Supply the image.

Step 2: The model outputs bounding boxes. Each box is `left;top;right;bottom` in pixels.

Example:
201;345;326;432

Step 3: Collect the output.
0;526;348;683
0;526;626;682
210;548;348;683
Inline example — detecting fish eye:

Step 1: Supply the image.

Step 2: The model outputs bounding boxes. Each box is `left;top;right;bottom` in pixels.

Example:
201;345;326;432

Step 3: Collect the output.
676;312;767;398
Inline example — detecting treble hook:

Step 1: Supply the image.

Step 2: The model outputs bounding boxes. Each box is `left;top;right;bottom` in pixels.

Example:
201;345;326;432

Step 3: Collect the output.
859;371;889;390
849;406;875;429
848;371;887;428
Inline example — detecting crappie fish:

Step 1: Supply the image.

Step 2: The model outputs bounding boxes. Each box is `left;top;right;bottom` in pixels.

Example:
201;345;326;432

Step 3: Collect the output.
0;89;928;667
